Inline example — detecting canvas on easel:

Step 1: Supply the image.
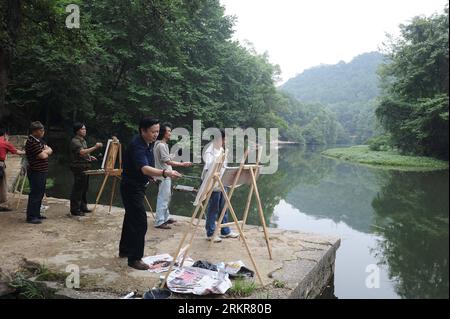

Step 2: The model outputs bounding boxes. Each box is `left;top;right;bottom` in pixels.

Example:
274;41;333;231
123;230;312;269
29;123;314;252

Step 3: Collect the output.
86;136;122;214
161;149;265;288
101;139;113;170
209;146;273;260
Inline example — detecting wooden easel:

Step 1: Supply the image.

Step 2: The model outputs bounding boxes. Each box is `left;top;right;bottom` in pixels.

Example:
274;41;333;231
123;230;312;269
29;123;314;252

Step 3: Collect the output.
209;146;273;260
12;165;27;210
161;149;265;288
84;136;122;214
86;137;154;217
11;138;28;210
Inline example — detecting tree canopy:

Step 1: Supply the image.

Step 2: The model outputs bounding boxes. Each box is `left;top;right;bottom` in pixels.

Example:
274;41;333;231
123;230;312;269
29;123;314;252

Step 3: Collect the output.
376;6;449;159
0;0;286;139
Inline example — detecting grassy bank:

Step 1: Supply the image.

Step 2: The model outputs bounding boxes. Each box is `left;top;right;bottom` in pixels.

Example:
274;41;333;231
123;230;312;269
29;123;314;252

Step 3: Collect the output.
322;145;449;171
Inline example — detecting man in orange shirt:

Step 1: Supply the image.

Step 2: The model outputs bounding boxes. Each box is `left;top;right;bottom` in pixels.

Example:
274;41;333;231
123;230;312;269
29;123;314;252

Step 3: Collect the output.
0;128;25;211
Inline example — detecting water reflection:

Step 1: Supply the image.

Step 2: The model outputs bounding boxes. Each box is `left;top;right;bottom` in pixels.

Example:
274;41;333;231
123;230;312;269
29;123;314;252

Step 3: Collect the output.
371;170;449;299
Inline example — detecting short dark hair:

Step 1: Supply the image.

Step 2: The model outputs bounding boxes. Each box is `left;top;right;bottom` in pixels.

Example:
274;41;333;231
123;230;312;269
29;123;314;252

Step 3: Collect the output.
29;121;44;132
157;122;172;140
73;122;85;134
139;117;160;134
0;128;6;136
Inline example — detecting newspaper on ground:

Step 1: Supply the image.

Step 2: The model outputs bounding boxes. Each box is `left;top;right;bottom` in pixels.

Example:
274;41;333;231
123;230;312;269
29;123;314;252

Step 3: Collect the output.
142;254;173;273
142;252;194;273
167;266;232;295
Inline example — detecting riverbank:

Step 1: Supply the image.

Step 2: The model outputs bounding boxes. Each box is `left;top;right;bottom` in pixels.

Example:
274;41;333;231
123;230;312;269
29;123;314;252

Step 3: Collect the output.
0;195;340;299
322;145;449;171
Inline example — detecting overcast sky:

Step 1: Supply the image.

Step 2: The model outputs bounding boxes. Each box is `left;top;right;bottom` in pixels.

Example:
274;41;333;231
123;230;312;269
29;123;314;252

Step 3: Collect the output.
220;0;448;84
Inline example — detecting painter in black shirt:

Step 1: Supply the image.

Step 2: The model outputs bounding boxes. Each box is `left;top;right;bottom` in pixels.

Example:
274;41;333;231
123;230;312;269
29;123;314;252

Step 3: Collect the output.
118;117;181;270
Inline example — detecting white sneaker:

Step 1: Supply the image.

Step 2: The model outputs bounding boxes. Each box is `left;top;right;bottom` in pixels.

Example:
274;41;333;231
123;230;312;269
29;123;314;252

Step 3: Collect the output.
220;232;239;239
206;236;222;243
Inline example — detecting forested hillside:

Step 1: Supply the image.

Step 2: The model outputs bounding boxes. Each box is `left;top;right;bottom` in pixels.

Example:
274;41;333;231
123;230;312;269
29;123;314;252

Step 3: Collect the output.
281;52;384;143
277;92;347;145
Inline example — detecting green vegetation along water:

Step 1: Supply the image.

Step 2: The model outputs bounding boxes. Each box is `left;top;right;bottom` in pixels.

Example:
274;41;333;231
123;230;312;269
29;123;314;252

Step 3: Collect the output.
322;146;449;171
46;145;449;299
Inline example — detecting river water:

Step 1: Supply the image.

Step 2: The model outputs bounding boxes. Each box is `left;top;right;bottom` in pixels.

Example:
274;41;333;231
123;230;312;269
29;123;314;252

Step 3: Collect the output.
45;144;449;299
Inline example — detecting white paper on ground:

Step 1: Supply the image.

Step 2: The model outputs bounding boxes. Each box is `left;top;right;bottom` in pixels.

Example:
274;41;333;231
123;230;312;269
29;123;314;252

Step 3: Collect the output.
142;254;173;273
167;266;231;295
142;253;194;273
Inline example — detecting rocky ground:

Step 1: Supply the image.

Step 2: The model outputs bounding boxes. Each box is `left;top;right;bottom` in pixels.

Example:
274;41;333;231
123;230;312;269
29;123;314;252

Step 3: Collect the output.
0;195;339;299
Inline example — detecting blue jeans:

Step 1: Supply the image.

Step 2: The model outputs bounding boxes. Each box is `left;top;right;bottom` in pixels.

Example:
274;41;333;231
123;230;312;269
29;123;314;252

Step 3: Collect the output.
155;178;171;226
205;190;231;237
26;171;47;220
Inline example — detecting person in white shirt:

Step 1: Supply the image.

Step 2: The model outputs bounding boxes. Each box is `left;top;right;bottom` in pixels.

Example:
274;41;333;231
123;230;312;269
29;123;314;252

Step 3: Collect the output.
154;123;192;229
202;129;239;243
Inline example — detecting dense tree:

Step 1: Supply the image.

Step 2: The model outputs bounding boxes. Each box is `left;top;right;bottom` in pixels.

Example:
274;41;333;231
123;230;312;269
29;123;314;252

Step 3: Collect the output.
1;0;343;147
1;0;103;133
376;6;449;159
0;0;22;120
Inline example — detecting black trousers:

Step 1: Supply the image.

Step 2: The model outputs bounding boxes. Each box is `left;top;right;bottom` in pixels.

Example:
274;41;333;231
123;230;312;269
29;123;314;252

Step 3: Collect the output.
26;170;47;220
70;168;89;213
119;180;148;262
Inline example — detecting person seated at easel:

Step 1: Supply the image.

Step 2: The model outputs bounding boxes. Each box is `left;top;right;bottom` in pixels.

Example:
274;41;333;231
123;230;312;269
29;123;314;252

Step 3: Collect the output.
119;117;182;270
69;122;103;216
0;128;26;212
154;123;193;229
203;129;239;243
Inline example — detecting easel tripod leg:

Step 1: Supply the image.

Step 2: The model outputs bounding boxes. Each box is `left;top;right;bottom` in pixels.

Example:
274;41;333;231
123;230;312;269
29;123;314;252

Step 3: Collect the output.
108;177;117;214
161;187;215;288
94;174;109;212
250;168;273;260
144;195;155;219
160;204;202;288
12;172;21;201
181;187;215;265
16;173;27;211
218;179;264;286
209;191;232;248
241;183;254;233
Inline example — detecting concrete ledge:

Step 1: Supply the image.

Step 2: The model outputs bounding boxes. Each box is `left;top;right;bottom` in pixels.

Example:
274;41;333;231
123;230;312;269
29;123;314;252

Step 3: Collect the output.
0;196;340;299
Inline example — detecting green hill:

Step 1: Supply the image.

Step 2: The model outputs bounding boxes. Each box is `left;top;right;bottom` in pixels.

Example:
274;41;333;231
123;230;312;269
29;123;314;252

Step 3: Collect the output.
280;52;385;143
